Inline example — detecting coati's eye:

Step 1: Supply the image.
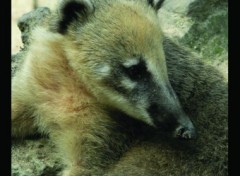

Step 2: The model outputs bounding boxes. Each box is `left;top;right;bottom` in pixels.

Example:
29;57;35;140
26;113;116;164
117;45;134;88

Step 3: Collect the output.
122;58;149;81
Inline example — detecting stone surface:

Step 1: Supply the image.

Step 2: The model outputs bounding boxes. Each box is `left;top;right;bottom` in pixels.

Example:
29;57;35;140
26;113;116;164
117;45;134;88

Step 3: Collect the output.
11;7;51;77
17;7;51;47
159;0;228;77
162;0;196;15
12;138;62;176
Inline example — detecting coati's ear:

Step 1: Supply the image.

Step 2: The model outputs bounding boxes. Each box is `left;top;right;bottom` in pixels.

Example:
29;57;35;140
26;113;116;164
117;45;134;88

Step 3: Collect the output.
57;0;94;34
147;0;165;11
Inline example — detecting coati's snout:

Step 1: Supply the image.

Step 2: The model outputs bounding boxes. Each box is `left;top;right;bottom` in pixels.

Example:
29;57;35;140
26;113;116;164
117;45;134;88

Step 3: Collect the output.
174;120;197;139
91;55;197;140
147;85;197;139
99;63;197;139
148;106;197;139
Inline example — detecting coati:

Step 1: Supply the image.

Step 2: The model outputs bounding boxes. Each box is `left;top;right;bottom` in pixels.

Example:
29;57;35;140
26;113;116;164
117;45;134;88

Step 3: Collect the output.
12;0;226;175
106;38;228;176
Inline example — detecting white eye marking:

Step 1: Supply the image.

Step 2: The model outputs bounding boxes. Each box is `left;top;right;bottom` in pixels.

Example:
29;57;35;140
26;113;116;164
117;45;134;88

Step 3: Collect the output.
121;78;136;90
95;64;111;76
123;59;139;68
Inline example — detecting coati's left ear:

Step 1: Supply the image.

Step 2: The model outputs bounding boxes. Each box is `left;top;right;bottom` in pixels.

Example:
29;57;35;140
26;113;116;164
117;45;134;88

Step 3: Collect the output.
147;0;165;11
57;0;94;34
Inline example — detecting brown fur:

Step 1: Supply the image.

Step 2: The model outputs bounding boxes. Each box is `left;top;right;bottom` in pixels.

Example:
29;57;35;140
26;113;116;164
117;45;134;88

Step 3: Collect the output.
12;1;171;175
12;0;227;176
106;39;228;176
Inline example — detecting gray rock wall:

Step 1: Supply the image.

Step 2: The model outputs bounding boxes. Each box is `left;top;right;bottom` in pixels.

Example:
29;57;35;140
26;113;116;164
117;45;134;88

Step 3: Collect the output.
159;0;228;77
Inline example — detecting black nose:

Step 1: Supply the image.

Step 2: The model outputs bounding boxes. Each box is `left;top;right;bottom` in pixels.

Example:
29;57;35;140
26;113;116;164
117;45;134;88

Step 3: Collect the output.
174;125;197;139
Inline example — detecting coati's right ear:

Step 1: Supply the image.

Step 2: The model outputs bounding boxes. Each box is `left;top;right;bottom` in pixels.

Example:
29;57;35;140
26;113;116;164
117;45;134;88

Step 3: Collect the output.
57;0;94;34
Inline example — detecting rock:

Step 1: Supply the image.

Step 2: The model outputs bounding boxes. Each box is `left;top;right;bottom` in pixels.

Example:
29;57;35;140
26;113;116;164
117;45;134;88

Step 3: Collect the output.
12;7;51;77
162;0;196;15
11;52;26;77
183;0;228;59
159;0;228;76
12;138;62;176
17;7;51;48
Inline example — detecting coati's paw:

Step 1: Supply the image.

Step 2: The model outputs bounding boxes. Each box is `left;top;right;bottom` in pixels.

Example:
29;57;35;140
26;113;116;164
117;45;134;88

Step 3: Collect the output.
174;126;197;139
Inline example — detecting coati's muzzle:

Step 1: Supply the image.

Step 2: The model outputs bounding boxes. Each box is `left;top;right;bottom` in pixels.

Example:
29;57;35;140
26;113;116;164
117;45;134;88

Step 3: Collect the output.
147;85;197;139
149;106;197;139
173;114;197;139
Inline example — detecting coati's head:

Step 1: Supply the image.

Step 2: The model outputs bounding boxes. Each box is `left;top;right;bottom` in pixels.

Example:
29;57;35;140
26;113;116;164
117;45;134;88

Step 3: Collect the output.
52;0;196;139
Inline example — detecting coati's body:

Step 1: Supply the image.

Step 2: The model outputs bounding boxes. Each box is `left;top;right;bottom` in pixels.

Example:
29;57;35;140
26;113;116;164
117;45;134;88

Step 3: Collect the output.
106;39;228;176
12;0;228;176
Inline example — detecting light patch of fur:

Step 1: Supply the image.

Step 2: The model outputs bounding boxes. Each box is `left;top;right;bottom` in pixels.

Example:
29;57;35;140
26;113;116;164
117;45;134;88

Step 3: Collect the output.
97;87;154;126
123;59;139;68
120;78;136;90
95;64;111;77
146;45;168;85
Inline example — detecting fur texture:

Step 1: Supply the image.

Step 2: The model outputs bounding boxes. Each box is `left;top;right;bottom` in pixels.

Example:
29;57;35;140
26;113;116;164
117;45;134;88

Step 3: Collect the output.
12;0;227;176
106;39;228;176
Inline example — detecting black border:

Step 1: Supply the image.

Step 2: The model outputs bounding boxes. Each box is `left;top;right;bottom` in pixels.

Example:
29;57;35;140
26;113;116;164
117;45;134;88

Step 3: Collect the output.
228;1;239;176
0;0;11;175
